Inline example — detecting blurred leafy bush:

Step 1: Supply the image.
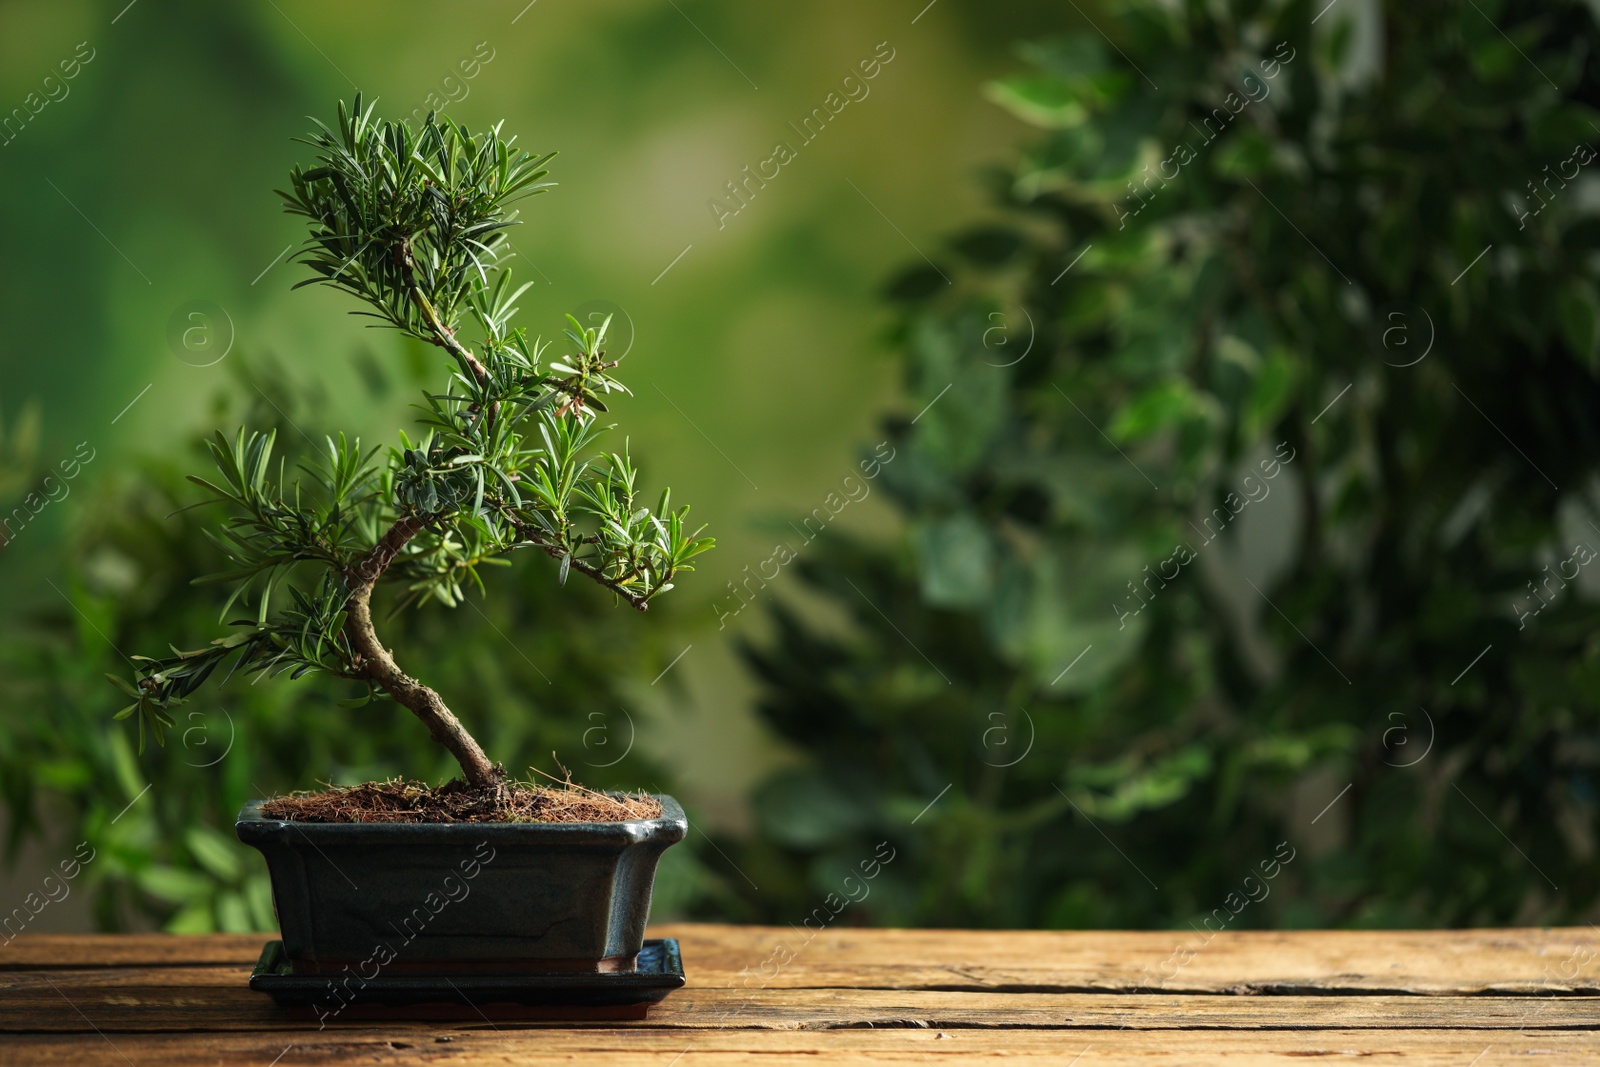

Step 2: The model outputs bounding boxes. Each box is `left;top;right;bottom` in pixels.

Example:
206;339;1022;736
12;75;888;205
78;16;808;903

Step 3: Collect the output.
723;0;1600;929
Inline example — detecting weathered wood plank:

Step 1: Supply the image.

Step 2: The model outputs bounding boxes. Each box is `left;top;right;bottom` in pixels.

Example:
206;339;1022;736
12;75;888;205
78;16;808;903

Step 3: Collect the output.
658;924;1600;995
6;925;1598;995
3;1027;1600;1066
0;969;1596;1033
5;928;1597;1065
0;934;264;970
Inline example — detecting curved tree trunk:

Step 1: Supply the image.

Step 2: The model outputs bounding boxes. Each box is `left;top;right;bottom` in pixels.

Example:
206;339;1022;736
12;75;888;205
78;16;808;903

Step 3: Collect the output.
344;516;500;791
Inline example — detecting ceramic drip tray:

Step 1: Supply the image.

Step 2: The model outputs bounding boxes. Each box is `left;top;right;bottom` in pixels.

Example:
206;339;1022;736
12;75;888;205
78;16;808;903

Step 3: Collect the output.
249;937;685;1021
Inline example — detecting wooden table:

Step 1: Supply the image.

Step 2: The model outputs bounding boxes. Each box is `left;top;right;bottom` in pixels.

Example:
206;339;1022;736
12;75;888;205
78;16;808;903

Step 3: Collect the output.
3;924;1598;1064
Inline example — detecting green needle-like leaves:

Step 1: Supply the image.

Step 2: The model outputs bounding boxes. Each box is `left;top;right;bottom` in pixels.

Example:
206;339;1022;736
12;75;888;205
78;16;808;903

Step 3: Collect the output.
114;97;712;753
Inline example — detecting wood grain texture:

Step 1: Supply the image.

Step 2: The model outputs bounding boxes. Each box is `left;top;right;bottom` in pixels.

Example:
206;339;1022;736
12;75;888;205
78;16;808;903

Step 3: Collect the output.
3;925;1598;1065
4;1029;1599;1066
2;978;1598;1033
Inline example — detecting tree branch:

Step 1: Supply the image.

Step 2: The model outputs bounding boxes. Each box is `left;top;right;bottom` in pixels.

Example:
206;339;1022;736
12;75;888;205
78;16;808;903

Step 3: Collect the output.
394;237;499;429
411;285;491;387
500;511;653;612
343;516;500;790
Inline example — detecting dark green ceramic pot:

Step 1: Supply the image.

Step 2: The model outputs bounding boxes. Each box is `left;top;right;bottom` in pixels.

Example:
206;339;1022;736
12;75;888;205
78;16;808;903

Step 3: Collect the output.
235;795;686;974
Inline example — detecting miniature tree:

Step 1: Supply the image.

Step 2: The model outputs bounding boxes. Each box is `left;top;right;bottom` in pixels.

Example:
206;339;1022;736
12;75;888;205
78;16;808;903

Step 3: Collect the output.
109;98;712;796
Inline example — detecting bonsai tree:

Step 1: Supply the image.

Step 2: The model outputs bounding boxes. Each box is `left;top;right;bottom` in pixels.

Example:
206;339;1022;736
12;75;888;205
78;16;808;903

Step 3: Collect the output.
109;98;712;799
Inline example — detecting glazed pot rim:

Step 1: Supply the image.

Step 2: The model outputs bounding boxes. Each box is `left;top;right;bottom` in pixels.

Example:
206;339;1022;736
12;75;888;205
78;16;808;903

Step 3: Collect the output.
236;793;687;845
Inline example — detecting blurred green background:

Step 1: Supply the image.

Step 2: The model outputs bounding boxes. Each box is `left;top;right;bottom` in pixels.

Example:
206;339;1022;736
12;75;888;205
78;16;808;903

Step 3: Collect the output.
4;0;1600;938
0;0;1056;931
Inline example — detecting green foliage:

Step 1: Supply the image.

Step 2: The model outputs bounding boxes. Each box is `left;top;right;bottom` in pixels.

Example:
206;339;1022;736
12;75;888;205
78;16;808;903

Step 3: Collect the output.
726;0;1600;929
281;97;555;343
114;99;711;756
0;368;700;932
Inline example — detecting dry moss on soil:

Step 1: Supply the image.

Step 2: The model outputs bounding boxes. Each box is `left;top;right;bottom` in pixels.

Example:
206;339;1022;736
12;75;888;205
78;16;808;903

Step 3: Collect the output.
259;777;662;824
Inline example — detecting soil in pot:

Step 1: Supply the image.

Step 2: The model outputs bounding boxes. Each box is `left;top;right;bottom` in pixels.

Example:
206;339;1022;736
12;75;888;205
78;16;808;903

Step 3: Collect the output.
259;776;663;824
